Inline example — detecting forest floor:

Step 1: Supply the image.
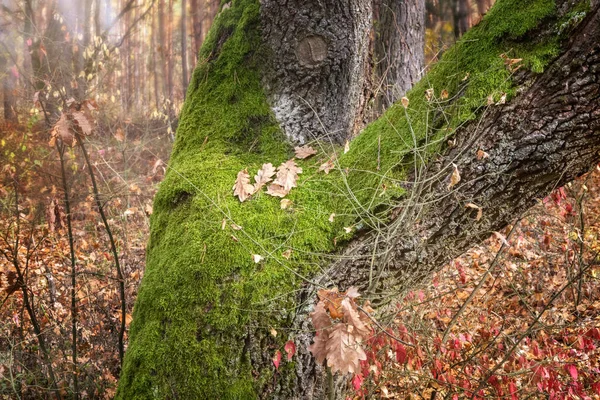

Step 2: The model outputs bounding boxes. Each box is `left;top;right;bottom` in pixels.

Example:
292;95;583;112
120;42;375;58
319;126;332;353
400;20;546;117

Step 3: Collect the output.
0;118;599;399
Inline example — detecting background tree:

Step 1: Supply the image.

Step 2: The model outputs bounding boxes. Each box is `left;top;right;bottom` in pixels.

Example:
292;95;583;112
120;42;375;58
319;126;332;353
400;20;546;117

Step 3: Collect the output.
117;0;600;398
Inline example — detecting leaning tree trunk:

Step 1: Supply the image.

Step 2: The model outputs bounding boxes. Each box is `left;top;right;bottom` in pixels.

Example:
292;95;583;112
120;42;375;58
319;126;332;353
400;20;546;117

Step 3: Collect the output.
117;0;600;399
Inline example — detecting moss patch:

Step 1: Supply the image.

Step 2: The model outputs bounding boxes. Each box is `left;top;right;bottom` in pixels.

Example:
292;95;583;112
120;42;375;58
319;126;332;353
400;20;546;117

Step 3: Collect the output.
117;0;582;398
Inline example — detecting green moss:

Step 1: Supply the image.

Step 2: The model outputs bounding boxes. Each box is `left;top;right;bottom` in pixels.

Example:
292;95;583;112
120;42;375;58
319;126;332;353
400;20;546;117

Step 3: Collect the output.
117;0;581;398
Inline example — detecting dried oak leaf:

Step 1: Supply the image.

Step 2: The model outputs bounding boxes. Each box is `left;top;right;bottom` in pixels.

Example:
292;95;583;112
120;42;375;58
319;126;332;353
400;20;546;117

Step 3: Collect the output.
233;169;254;202
308;330;329;365
266;160;302;198
311;301;333;332
266;184;289;198
325;323;367;374
294;145;317;159
254;163;276;192
273;160;302;191
72;110;94;136
51;113;75;147
341;298;370;338
318;288;344;319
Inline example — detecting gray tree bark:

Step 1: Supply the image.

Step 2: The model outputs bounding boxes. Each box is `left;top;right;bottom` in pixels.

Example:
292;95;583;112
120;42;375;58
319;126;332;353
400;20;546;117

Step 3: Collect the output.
373;0;426;111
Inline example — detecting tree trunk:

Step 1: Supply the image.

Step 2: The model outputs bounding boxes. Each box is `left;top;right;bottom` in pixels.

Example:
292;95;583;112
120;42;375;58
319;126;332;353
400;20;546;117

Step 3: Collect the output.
453;0;471;37
157;0;168;99
117;0;600;399
181;0;189;98
189;0;202;61
0;54;17;123
372;0;425;112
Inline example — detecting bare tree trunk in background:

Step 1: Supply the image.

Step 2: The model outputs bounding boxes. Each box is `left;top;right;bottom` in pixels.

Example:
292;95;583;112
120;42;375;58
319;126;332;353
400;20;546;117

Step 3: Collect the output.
373;0;425;113
1;54;17;123
1;0;18;123
152;9;160;110
123;0;133;111
166;0;174;100
158;0;168;100
476;0;492;15
189;0;202;64
94;0;101;37
181;0;189;98
22;0;34;100
453;0;471;37
75;0;93;100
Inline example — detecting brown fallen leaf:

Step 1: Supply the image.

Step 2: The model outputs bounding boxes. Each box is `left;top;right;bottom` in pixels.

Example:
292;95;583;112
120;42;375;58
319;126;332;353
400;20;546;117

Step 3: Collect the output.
294;145;317;159
272;160;302;192
280;199;293;209
448;164;461;190
233;169;255;202
477;149;490;160
425;88;434;101
254;163;276;192
465;202;483;221
319;159;335;174
114;127;125;142
282;249;292;259
266;184;289;198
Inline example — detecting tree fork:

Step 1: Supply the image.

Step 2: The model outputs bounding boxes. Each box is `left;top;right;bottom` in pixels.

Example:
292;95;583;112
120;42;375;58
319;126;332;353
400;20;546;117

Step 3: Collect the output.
118;0;600;398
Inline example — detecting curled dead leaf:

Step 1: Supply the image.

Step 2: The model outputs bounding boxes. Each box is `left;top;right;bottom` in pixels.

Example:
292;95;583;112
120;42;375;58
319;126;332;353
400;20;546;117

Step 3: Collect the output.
401;97;409;109
448;164;461;190
465;202;483;221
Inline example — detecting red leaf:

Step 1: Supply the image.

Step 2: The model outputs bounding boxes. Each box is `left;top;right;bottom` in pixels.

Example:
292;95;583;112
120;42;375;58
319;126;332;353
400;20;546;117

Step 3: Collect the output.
272;350;282;370
509;381;518;400
284;340;296;361
352;373;363;391
565;364;578;381
395;343;407;364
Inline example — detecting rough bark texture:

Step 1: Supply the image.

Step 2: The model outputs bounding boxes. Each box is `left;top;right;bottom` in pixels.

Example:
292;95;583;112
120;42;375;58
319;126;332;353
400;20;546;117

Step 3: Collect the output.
118;1;599;399
260;0;372;143
293;2;600;397
373;0;426;111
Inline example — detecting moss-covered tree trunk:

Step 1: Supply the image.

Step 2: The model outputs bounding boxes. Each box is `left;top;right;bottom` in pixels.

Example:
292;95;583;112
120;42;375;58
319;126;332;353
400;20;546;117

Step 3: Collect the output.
118;0;600;398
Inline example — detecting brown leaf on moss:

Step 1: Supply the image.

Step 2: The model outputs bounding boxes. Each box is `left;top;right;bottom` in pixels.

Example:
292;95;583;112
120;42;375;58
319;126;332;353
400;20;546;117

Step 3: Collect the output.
319;158;335;174
273;160;302;191
233;169;255;202
253;163;276;192
265;183;289;198
294;145;317;159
